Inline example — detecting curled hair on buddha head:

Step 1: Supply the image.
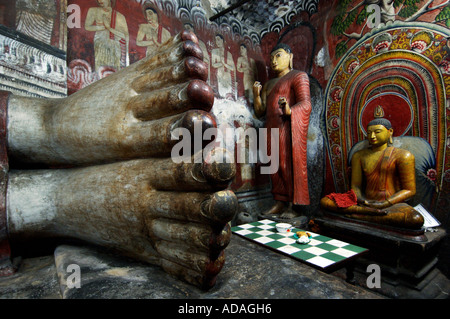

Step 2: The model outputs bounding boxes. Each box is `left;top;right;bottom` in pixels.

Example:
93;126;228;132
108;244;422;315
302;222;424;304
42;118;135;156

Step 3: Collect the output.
271;43;292;54
367;117;392;130
368;117;393;144
271;43;293;70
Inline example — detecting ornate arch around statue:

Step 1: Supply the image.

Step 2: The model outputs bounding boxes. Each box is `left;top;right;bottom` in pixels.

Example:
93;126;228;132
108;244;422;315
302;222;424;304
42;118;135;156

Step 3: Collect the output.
324;22;448;211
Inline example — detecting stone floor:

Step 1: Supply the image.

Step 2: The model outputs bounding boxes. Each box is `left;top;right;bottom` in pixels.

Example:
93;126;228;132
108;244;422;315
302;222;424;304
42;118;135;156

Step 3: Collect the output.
2;230;450;300
0;255;60;299
0;235;384;299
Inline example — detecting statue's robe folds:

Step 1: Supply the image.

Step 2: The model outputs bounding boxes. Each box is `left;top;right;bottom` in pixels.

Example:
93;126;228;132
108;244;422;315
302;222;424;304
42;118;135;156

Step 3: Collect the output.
365;146;414;201
326;146;424;230
265;70;311;205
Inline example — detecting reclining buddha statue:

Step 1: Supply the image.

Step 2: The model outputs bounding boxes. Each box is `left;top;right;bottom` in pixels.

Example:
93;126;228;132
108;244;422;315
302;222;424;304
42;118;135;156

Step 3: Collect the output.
0;30;238;289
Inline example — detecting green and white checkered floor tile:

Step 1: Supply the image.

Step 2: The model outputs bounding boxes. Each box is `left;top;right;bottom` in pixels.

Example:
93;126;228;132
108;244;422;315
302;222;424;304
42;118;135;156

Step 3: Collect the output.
231;219;368;271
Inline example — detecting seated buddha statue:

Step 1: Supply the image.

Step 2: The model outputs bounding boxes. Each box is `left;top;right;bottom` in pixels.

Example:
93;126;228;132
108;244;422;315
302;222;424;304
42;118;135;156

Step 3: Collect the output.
320;117;424;230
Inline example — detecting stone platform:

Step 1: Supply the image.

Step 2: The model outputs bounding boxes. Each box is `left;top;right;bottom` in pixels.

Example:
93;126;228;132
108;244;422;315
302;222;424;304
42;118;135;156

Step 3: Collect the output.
0;235;382;299
314;214;450;299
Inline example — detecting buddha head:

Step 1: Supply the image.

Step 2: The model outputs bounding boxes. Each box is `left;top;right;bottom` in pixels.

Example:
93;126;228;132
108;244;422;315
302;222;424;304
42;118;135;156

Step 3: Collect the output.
366;117;393;147
215;34;224;48
270;43;293;75
145;7;159;25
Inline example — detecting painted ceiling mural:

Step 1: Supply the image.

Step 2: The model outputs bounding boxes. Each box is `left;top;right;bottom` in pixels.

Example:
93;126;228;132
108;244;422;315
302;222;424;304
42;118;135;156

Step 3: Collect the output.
2;0;67;50
0;0;67;98
66;0;319;97
323;0;450;223
67;0;261;98
210;0;319;44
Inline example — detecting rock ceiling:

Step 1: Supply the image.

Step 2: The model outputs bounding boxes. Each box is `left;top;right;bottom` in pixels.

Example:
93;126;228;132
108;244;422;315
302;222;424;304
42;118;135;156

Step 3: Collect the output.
207;0;319;40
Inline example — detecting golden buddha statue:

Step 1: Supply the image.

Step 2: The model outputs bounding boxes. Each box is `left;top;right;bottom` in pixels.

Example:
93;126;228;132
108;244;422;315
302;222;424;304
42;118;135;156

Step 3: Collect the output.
320;116;424;230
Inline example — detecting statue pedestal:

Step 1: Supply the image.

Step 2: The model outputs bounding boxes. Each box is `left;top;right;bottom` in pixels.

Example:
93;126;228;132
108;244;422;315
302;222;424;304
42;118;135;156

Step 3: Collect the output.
314;212;449;298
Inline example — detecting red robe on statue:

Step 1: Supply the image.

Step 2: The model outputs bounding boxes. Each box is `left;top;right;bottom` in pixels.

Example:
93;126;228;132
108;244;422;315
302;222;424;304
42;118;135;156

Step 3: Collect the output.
265;70;311;205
